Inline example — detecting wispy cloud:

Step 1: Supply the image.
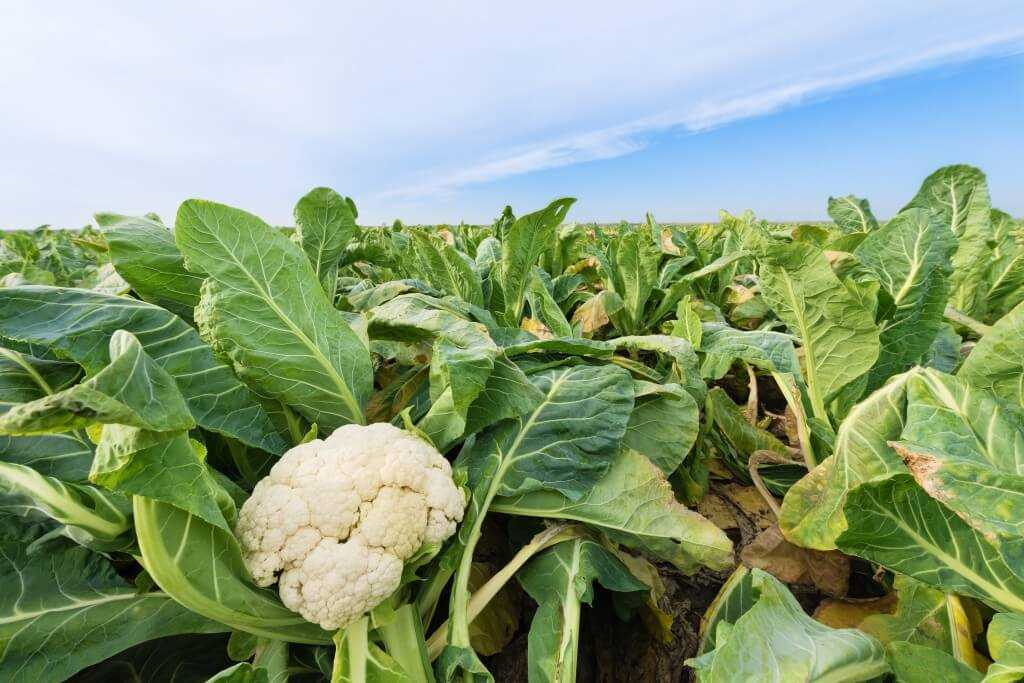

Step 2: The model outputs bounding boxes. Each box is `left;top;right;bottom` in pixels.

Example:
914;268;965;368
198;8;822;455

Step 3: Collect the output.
2;1;1023;225
382;29;1024;200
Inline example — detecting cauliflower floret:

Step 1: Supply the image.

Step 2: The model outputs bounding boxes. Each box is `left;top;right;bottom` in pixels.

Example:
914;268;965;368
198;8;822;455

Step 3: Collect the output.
235;422;466;629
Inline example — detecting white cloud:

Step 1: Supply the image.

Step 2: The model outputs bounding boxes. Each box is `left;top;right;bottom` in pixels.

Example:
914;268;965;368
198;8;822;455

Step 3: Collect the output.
382;28;1024;200
0;1;1022;226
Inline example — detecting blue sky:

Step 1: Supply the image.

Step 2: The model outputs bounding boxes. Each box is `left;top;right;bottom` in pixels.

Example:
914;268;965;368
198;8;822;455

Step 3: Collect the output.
1;1;1022;228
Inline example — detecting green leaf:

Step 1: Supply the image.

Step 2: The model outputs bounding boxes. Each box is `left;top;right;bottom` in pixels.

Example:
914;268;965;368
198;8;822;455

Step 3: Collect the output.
92;427;237;533
176;199;372;430
614;226;662;333
0;330;193;435
860;574;979;661
0;519;226;680
684;569;888;682
827;194;879;233
698;323;801;378
0;345;94;481
491;198;575;327
517;538;647;683
368;294;501;448
756;241;880;421
853;207;956;391
492;448;733;573
72;634;235;683
707;387;789;458
526;268;573;337
671;296;703;349
293;187;358;296
892;370;1024;578
407;230;484;307
0;346;81;412
886;641;982;683
696;566;756;656
0;460;131;545
986;613;1024;682
922;322;961;373
836;475;1024;614
441;364;633;681
0;286;287;454
901;164;992;317
984;210;1024;319
780;370;913;550
461;355;544;439
959;300;1024;410
95;212;203;318
207;662;270;683
134;496;333;644
623;380;699;475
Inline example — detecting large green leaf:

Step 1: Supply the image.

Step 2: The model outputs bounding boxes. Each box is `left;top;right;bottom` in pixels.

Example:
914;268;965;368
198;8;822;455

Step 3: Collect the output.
697;323;801;378
780;371;913;550
623;381;699;475
0;460;131;545
176;199;373;430
368;294;502;448
458;364;634;500
0;345;93;480
0;330;193;435
886;641;982;683
853;207;955;391
492;448;733;573
0;287;287;453
134;496;333;644
441;364;633;681
490;198;575;327
72;634;235;683
95;212;203;318
902;164;992;316
959;300;1024;410
0;346;80;412
696;566;757;656
613;226;661;333
407;230;484;307
986;613;1024;682
0;519;225;680
894;369;1024;577
92;426;236;533
517;538;647;683
756;241;880;420
984;210;1024;320
860;574;979;662
684;570;888;682
293;187;358;296
837;475;1024;614
526;268;572;337
827;194;879;233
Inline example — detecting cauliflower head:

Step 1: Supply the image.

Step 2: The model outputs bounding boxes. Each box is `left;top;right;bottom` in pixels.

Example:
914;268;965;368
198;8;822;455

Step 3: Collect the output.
235;422;466;630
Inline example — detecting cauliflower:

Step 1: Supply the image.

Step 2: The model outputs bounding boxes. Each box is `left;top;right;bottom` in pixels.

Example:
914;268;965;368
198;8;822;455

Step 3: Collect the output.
235;422;466;630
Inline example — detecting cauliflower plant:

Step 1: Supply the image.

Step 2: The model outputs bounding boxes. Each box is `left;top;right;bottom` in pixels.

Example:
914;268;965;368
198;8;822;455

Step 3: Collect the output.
235;422;466;630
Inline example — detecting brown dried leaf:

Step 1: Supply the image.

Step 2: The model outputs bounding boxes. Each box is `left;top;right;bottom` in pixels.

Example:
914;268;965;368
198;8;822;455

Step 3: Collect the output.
813;593;898;629
740;525;850;597
697;494;738;530
521;317;554;340
719;484;774;530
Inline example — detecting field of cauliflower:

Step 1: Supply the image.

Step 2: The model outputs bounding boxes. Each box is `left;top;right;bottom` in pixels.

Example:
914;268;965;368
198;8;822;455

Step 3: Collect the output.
0;164;1021;682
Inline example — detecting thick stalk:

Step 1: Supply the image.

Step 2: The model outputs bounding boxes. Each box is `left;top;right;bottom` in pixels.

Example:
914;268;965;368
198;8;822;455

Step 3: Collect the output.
426;524;582;660
944;305;992;337
771;371;816;469
378;604;434;683
332;619;369;683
